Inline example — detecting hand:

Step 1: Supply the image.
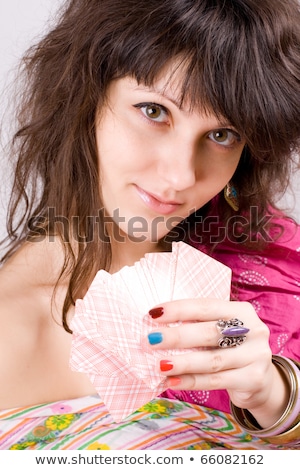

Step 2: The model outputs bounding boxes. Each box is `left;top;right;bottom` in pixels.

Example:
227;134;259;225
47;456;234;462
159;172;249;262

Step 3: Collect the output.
146;298;289;428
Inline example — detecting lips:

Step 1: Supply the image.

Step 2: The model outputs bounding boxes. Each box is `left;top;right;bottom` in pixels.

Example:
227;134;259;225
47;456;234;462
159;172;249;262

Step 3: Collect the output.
135;185;182;215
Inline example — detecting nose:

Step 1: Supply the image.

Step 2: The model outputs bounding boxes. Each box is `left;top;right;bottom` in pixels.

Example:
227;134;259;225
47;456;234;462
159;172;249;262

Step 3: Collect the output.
157;138;197;191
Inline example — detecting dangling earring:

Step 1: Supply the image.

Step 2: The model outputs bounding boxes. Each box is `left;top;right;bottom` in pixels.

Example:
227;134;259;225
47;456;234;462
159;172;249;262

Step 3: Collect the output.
224;182;239;211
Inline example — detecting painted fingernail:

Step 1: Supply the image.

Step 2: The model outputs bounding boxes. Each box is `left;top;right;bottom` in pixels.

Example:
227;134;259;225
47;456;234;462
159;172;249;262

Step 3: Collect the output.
160;360;173;372
148;332;163;345
168;377;181;387
149;307;164;319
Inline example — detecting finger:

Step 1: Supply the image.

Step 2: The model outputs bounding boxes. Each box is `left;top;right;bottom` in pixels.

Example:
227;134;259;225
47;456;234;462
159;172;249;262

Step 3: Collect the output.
147;320;221;349
165;368;243;392
146;314;265;350
148;298;255;324
158;341;271;376
165;362;269;393
159;348;250;375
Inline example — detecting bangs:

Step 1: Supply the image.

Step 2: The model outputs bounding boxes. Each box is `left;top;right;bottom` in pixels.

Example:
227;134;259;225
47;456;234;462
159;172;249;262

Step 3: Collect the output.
130;54;224;118
97;0;300;159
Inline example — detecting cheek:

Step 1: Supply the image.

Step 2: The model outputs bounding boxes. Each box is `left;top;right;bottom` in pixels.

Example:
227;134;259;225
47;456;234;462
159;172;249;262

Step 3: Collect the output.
196;146;242;182
192;155;241;205
96;120;154;173
195;161;237;188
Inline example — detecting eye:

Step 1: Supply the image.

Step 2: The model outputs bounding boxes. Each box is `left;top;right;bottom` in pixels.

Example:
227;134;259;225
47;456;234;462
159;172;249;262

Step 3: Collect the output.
208;129;241;147
133;102;169;123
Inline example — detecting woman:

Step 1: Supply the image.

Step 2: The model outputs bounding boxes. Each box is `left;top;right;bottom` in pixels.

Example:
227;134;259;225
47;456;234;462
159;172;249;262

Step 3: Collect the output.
0;0;299;446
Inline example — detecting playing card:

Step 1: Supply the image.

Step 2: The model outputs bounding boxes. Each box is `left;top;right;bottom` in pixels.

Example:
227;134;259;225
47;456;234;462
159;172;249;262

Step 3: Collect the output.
70;242;232;422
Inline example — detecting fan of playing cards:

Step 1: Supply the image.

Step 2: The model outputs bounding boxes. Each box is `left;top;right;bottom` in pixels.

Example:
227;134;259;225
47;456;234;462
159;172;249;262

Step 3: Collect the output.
69;241;232;422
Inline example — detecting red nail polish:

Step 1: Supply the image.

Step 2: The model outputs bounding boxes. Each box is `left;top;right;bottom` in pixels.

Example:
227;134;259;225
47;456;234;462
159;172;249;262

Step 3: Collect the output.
160;360;173;372
149;307;164;319
168;377;181;387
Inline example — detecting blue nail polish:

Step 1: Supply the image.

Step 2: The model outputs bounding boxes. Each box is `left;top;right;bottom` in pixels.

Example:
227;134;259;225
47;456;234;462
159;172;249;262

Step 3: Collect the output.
148;332;163;345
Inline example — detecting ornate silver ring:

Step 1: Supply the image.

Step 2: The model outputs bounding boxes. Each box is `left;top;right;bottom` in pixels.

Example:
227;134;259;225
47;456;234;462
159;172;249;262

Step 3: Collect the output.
216;318;250;348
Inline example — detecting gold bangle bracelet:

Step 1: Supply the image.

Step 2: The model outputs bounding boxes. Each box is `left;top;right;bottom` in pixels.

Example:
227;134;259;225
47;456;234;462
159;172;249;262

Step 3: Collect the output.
259;420;300;445
230;355;300;444
231;406;300;445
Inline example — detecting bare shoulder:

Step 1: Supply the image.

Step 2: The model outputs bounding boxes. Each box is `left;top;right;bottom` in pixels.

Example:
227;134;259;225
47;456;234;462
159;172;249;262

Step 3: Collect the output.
0;236;70;329
0;238;69;407
1;236;69;287
0;238;97;409
1;235;64;317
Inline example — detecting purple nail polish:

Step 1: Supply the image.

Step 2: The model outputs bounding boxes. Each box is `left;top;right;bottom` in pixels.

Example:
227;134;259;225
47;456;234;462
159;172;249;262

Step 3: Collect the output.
221;326;250;337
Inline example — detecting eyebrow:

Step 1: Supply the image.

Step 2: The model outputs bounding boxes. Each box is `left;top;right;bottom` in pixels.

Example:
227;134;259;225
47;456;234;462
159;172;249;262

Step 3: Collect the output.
132;84;236;129
133;85;183;109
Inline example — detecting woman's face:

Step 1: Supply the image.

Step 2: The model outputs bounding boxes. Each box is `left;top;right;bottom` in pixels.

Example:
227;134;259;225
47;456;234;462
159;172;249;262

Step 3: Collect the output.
95;70;245;246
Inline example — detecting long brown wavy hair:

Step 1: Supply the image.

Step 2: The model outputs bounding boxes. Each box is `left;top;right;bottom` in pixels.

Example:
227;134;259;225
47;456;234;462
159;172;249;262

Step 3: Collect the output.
1;0;300;331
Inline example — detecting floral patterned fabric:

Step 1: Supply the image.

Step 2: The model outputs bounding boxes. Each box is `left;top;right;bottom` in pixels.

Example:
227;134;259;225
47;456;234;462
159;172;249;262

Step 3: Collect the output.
0;396;285;450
